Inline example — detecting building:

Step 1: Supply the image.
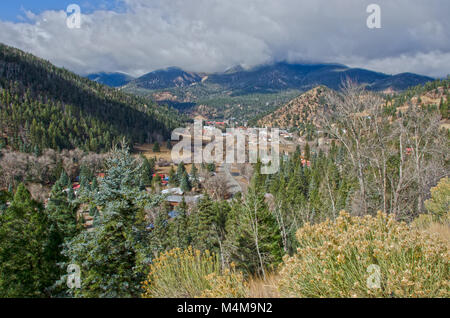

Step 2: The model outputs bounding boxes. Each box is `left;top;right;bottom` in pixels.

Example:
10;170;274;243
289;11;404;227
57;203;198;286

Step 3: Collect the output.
165;194;204;207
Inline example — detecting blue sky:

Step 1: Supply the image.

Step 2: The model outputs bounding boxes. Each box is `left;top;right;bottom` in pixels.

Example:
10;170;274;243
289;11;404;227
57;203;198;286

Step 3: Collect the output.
0;0;125;22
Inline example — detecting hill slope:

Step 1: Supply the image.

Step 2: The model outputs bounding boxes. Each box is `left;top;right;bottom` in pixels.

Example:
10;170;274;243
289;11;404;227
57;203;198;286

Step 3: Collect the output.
256;86;329;130
257;78;449;132
0;43;181;153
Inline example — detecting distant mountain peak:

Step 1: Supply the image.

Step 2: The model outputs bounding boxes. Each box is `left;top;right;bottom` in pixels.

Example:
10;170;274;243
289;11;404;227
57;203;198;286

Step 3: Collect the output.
130;67;203;89
87;72;134;87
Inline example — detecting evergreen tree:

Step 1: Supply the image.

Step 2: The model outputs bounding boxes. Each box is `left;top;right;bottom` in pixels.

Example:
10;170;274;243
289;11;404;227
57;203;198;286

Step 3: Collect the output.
180;171;192;193
0;184;54;297
190;164;199;188
151;208;171;251
140;155;153;186
60;145;162;297
225;180;282;278
176;162;186;184
168;165;177;186
168;198;191;249
45;172;81;296
192;196;229;255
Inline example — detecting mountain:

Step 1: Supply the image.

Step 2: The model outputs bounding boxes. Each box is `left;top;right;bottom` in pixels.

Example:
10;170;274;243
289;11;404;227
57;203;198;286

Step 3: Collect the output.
130;67;204;90
128;62;433;93
369;73;436;92
123;62;434;121
87;72;134;87
256;86;330;130
0;43;181;153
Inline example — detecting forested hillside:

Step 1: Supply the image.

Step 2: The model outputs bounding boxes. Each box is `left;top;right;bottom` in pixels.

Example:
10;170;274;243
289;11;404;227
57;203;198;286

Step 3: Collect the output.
0;44;181;153
256;78;449;132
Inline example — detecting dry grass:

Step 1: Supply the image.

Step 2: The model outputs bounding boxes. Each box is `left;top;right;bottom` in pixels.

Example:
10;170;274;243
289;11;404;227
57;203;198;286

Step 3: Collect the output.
134;143;196;174
247;274;280;298
414;215;450;250
134;143;173;161
425;222;450;248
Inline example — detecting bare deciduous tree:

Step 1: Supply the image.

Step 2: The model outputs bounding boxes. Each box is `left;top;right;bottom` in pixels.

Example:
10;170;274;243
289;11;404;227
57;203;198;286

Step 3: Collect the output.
204;175;229;200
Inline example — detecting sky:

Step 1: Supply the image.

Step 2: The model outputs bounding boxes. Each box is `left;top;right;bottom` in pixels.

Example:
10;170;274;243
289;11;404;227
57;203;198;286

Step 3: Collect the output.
0;0;449;78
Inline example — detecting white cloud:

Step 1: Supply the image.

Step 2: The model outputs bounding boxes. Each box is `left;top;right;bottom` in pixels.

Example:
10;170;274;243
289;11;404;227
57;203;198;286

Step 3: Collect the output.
0;0;449;77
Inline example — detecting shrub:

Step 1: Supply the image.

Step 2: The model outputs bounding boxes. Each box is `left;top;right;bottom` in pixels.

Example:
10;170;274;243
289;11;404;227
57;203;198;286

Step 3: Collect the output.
425;177;449;222
277;211;449;298
200;267;249;298
142;247;247;298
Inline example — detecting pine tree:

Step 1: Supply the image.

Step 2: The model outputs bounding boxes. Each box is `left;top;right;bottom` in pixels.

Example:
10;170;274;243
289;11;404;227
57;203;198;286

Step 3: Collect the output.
224;180;282;278
140;155;153;186
192;196;229;255
180;171;192;193
176;162;186;184
60;145;162;297
190;164;199;188
0;184;54;297
168;198;190;249
45;172;81;296
151;208;171;251
168;165;177;186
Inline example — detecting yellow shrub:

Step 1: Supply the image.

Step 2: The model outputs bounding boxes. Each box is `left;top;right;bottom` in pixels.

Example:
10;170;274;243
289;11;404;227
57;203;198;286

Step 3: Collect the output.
200;267;249;298
277;211;449;298
142;247;247;298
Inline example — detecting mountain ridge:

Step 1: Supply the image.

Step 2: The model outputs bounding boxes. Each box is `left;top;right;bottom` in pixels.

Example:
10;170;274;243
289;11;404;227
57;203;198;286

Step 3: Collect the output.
87;72;134;87
121;62;434;121
125;62;434;93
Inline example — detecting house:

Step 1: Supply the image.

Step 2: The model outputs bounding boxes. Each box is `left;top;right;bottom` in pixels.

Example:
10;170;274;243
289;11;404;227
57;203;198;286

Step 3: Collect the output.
165;194;204;207
166;195;183;206
162;187;184;195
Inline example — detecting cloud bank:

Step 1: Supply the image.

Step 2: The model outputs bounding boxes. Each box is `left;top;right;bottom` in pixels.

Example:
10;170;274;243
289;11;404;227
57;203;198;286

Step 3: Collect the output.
0;0;449;77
